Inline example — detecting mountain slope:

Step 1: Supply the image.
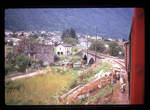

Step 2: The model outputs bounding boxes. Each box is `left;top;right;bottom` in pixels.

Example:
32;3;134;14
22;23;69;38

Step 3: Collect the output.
5;8;133;39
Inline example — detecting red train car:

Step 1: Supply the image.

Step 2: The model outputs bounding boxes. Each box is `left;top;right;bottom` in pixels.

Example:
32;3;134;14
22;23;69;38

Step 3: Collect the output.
124;8;145;104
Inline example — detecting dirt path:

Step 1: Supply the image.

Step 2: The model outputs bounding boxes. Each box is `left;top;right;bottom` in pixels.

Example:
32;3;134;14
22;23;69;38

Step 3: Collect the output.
101;74;129;104
111;82;129;104
96;58;129;104
6;68;46;81
118;72;129;104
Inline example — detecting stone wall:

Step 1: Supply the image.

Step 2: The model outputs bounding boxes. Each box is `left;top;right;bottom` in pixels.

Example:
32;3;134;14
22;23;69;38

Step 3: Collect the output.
13;44;54;66
33;45;54;66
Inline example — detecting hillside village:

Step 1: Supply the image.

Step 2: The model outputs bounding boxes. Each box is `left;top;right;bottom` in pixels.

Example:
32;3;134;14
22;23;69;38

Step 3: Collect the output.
5;30;126;71
5;30;125;55
5;29;128;105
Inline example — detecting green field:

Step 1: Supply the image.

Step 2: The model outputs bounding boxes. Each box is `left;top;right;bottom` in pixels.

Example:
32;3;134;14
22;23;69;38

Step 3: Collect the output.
5;61;113;105
5;66;78;105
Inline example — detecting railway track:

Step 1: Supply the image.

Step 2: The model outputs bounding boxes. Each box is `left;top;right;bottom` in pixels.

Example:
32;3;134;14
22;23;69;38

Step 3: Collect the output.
59;51;127;104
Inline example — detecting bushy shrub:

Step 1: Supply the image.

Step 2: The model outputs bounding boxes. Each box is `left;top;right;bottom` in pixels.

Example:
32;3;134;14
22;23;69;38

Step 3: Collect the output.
82;69;95;79
15;54;30;72
63;37;77;46
8;41;13;46
54;55;60;62
30;60;45;69
5;64;14;75
108;41;121;56
89;40;105;53
5;53;30;75
5;53;16;75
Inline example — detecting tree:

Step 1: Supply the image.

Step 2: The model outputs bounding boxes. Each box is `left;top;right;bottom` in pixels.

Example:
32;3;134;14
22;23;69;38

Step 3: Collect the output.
29;34;38;39
14;54;30;72
108;41;121;56
118;46;125;59
63;37;77;46
5;53;30;74
6;37;44;75
61;27;77;40
89;40;105;53
13;37;40;71
30;37;40;44
54;55;60;62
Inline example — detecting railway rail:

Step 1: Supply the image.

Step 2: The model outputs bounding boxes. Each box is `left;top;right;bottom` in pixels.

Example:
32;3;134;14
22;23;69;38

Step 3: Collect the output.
59;53;126;104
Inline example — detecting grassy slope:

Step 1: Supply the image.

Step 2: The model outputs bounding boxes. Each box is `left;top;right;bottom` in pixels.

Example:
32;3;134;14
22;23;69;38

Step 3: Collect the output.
81;62;112;84
5;66;78;105
5;61;113;105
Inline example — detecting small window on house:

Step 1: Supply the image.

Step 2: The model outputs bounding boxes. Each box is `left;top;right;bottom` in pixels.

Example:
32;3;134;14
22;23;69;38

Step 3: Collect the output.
61;52;63;55
57;52;60;55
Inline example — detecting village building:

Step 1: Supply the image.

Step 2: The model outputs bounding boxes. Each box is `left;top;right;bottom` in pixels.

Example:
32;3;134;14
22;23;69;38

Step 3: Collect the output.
5;37;21;46
55;43;72;56
108;38;115;42
78;38;91;49
118;37;125;42
97;36;103;41
5;31;13;36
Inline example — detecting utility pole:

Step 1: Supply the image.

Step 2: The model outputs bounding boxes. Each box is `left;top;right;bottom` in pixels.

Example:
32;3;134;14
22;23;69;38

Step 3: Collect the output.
95;26;98;62
86;34;88;65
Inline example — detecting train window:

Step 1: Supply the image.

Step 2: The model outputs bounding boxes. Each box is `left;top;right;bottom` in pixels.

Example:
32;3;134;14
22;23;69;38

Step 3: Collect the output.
4;8;145;105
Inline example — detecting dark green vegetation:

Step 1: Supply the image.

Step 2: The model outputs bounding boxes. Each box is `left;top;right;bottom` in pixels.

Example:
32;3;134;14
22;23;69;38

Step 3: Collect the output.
108;41;122;57
5;51;44;75
5;8;133;39
88;39;124;58
5;38;44;75
89;40;105;53
61;28;77;40
61;28;78;46
5;47;30;75
63;37;77;46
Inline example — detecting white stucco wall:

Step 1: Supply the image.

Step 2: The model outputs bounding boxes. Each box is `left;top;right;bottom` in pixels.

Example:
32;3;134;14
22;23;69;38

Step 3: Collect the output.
56;44;72;55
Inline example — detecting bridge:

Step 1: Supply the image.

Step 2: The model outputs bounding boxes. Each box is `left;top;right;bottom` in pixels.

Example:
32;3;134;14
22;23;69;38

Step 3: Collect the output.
82;50;125;71
82;50;121;64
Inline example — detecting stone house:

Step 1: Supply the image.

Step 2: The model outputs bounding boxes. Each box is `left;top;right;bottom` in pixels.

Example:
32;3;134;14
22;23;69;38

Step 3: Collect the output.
55;43;72;56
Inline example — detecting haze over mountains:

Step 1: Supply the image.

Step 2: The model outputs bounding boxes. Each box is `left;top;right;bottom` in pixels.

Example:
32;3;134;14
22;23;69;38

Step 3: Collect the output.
5;8;133;39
